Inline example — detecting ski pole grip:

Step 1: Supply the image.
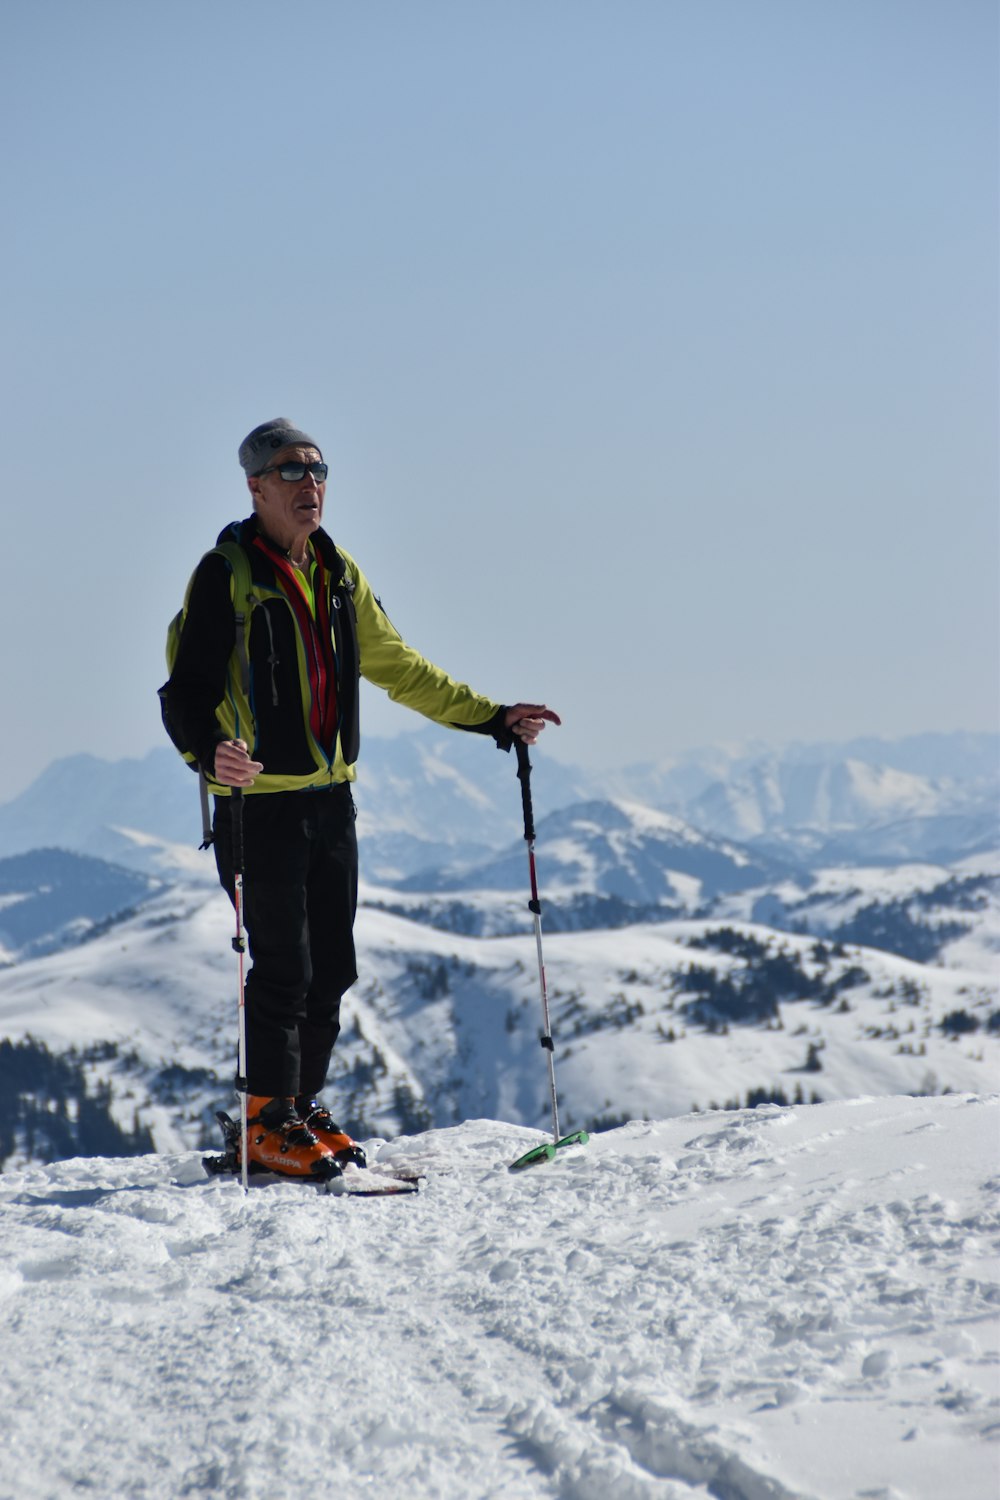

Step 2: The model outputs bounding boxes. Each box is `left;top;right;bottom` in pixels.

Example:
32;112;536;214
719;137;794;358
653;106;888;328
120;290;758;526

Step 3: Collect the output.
231;788;245;875
514;738;535;842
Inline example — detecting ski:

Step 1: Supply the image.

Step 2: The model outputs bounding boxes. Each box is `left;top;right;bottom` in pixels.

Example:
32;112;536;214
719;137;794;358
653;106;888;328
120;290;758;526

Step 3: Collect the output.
509;1130;590;1172
202;1111;420;1196
327;1165;420;1198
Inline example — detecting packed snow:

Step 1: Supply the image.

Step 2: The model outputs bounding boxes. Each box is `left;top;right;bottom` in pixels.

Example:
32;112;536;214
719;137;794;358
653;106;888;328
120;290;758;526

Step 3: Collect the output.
1;1094;997;1499
1;736;997;1497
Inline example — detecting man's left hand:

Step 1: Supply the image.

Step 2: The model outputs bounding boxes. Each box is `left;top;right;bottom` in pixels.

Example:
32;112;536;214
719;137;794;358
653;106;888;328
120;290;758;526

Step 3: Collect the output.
504;704;562;744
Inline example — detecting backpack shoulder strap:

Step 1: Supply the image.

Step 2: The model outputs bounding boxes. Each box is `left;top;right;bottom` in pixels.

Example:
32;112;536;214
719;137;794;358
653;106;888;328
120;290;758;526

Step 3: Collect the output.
209;540;253;606
208;541;256;699
191;541;256;850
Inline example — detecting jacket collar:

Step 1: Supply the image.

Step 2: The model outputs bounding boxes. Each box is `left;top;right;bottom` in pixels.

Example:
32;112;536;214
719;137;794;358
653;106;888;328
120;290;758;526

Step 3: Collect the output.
218;516;345;582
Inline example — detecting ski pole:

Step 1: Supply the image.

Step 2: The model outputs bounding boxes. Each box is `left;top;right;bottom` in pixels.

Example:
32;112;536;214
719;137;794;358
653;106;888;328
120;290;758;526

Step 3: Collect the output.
515;739;560;1145
231;789;249;1194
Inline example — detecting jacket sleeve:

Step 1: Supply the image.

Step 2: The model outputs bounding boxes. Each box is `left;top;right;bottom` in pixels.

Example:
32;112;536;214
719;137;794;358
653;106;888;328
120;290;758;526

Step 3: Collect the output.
343;549;512;747
160;552;236;776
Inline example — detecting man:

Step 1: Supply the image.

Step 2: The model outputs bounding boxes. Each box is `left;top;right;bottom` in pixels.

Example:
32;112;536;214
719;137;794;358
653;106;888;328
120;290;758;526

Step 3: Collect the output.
161;418;559;1179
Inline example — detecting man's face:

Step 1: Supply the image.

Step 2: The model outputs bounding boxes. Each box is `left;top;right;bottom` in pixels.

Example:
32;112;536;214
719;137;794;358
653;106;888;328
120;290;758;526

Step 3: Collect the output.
248;444;326;549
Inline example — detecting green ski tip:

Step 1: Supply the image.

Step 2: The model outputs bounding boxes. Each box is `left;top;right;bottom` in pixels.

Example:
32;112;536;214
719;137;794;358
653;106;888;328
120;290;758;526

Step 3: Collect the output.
508;1142;557;1171
555;1131;590;1150
508;1131;590;1171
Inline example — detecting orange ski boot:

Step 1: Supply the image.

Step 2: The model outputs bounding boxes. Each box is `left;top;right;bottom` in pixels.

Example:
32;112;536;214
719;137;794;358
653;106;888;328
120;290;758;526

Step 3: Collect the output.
295;1097;367;1168
245;1096;340;1179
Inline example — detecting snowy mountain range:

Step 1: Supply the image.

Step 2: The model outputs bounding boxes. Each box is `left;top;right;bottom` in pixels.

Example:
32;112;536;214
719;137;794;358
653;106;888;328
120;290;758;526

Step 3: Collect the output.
0;728;995;877
0;861;995;1160
685;754;996;862
0;727;995;1172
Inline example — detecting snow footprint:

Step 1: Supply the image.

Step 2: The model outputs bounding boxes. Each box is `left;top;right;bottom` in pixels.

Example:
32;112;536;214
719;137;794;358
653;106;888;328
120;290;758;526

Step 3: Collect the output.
17;1254;81;1283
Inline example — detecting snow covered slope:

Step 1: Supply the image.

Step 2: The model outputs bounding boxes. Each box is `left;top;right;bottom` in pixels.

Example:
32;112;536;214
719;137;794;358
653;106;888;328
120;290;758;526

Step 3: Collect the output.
1;1095;996;1500
715;855;1000;965
396;798;786;906
0;848;162;963
0;884;995;1158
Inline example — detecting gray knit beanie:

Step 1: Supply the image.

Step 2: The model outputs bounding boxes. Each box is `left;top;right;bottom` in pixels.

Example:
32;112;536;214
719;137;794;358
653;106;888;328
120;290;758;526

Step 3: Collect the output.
238;419;323;476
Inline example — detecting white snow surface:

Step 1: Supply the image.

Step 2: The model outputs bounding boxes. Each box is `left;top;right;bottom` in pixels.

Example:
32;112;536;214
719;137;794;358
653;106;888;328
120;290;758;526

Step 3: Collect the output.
1;1094;997;1500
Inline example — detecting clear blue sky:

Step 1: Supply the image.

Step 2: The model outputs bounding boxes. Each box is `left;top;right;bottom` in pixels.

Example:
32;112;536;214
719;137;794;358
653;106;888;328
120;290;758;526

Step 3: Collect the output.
3;0;996;798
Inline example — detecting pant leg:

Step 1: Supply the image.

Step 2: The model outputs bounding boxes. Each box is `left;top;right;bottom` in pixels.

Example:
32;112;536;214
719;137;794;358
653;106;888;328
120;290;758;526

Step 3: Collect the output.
213;793;314;1098
297;784;359;1097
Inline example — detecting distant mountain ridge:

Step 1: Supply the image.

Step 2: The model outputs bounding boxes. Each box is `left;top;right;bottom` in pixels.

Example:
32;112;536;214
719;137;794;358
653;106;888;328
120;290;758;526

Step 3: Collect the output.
0;729;994;876
0;850;162;964
0;743;995;1165
681;754;998;866
395;798;788;905
689;758;941;839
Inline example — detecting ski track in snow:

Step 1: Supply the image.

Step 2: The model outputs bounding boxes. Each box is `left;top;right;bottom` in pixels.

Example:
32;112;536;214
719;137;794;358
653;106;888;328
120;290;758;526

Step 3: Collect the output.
0;1095;997;1500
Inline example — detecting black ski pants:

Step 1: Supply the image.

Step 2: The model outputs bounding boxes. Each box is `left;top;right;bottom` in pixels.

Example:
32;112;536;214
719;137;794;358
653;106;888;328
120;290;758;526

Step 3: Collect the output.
212;784;359;1099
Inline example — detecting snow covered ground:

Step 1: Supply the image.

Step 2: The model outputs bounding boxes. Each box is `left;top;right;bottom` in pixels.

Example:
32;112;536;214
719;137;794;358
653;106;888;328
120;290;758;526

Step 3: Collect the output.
1;1093;997;1500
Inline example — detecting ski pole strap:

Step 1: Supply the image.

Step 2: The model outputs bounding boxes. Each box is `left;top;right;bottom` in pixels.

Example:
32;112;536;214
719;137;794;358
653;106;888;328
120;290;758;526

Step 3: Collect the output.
197;772;214;850
231;788;245;875
515;739;535;842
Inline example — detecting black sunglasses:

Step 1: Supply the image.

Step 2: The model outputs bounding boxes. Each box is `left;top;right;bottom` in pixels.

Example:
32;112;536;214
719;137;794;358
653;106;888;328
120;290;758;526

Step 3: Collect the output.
258;461;329;482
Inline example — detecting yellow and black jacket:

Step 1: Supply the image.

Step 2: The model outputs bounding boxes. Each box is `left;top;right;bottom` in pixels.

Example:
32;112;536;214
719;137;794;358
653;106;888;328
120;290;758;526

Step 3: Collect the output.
161;516;510;796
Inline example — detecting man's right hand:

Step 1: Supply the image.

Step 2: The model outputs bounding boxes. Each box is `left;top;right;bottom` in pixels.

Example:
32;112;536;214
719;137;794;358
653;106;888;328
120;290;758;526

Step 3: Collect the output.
214;739;263;787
